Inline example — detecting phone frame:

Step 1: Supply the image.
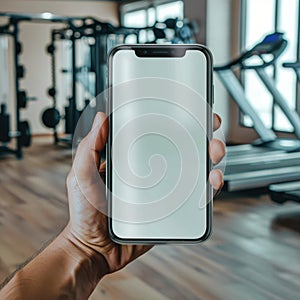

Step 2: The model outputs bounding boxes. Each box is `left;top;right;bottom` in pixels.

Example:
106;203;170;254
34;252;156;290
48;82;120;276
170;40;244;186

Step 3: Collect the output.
107;44;213;244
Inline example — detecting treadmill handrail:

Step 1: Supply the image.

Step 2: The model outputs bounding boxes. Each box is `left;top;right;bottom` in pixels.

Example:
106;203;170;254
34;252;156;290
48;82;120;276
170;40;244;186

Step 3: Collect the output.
215;32;287;71
283;62;300;81
216;69;276;142
283;62;300;69
255;68;300;139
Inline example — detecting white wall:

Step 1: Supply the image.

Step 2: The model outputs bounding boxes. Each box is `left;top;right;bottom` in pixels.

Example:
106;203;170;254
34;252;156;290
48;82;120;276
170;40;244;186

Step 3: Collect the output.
0;0;118;134
206;0;232;138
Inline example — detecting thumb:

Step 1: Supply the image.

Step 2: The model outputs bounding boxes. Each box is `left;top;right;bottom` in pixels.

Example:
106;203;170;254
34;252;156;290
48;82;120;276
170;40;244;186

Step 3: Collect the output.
73;112;108;184
88;111;109;159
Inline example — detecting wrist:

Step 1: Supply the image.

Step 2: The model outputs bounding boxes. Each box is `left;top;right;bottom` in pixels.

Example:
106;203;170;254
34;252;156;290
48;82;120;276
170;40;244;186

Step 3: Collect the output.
58;226;109;284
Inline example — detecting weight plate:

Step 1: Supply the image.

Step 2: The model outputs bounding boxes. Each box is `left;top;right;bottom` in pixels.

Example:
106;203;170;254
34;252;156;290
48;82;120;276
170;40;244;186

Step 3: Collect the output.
47;44;55;54
42;108;61;128
20;121;31;147
48;87;56;97
17;65;25;78
17;90;27;109
16;42;23;55
0;112;10;143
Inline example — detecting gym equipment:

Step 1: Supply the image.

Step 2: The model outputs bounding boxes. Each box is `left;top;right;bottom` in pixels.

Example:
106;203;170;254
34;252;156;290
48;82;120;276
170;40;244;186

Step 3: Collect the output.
43;19;139;144
16;41;22;55
268;61;300;203
0;12;198;149
269;181;300;204
0;104;10;143
283;62;300;80
0;13;72;158
40;15;198;145
42;98;83;134
46;44;55;54
42;107;61;128
0;13;38;158
215;33;300;191
164;18;177;29
0;104;31;147
17;90;36;108
47;87;56;97
16;65;25;78
0;12;93;152
153;27;166;40
128;18;198;45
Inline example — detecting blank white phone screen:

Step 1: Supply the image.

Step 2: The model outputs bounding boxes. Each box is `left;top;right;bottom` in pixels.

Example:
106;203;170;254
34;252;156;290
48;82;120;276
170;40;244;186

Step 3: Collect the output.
110;48;209;241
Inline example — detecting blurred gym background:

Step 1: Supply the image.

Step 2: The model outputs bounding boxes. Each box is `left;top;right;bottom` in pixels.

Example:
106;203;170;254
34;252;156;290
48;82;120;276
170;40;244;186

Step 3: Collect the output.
0;1;300;299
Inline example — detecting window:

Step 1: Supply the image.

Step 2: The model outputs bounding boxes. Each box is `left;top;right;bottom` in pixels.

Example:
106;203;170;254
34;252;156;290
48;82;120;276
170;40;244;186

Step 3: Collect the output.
121;1;184;28
156;1;184;22
241;0;300;132
123;10;148;28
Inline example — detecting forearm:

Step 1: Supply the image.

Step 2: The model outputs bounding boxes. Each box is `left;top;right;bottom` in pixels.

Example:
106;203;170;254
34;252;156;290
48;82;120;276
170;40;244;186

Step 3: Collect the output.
0;226;108;300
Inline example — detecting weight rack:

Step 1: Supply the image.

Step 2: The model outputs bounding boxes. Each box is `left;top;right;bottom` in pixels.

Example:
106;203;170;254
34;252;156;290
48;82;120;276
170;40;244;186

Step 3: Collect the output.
0;12;88;158
44;19;139;145
0;17;31;159
43;17;198;145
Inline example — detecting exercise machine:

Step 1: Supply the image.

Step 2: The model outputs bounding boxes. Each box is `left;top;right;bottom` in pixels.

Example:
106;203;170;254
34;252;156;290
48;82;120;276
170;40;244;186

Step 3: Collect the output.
41;19;139;144
215;33;300;191
41;17;199;144
269;61;300;203
0;12;92;158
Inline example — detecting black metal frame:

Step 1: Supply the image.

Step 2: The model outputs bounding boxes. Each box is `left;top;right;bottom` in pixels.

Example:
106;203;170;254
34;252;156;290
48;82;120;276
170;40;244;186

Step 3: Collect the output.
46;15;197;145
240;0;300;133
46;19;140;145
0;18;26;158
0;12;87;158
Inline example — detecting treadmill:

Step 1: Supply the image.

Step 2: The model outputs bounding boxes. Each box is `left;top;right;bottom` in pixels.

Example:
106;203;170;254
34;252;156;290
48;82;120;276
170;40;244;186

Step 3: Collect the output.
269;61;300;203
215;33;300;191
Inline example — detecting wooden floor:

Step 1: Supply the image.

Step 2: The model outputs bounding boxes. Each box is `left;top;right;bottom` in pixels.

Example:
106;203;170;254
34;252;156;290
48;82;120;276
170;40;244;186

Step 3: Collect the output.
1;138;300;300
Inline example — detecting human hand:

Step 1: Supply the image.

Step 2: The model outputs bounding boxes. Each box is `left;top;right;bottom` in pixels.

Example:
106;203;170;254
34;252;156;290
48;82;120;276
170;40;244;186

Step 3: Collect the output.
63;112;225;277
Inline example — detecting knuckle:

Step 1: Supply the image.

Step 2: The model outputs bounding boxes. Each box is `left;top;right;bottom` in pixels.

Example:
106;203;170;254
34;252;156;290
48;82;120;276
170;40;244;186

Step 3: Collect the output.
66;170;78;188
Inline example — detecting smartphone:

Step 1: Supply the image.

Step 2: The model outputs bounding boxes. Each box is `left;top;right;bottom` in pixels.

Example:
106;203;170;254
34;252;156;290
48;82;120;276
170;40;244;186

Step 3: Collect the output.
107;44;213;244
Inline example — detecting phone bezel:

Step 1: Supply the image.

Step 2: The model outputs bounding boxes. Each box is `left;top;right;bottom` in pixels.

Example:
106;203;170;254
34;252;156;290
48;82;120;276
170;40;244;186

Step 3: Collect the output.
107;44;213;244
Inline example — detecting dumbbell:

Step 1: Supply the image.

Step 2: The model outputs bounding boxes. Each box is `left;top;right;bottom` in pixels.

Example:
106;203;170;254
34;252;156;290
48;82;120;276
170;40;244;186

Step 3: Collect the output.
17;90;37;109
0;104;31;147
